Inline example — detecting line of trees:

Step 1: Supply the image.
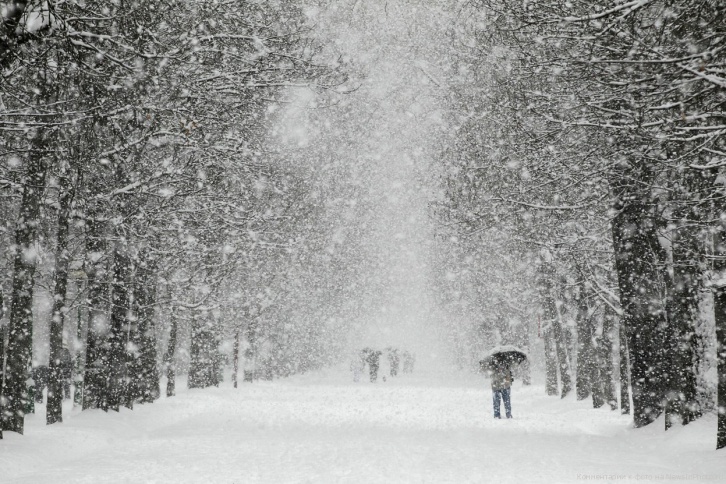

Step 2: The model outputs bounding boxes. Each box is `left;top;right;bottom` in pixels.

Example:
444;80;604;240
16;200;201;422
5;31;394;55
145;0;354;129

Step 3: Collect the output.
0;0;346;439
432;0;725;448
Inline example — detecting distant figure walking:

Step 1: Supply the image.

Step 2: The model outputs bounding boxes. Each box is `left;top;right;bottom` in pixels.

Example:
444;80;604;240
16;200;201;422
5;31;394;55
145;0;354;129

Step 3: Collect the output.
350;351;366;383
488;361;513;419
365;349;382;383
402;351;415;373
387;348;400;377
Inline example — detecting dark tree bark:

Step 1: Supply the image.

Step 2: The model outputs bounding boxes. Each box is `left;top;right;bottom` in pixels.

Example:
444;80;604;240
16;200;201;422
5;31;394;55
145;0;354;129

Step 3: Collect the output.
538;260;572;397
47;165;75;425
662;166;713;429
125;267;141;408
1;149;47;435
132;254;160;404
82;214;109;411
189;312;220;389
590;358;605;409
619;321;631;415
575;282;593;401
714;280;726;449
713;202;726;449
73;279;85;408
548;292;572;397
599;307;618;410
552;315;572;398
233;330;240;389
664;211;703;429
107;246;132;412
164;306;178;398
543;329;558;396
611;186;668;427
0;288;5;439
124;262;140;410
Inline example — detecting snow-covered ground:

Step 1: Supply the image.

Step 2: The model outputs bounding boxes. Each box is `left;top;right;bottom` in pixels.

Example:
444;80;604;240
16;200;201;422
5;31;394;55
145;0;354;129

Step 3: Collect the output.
2;368;724;483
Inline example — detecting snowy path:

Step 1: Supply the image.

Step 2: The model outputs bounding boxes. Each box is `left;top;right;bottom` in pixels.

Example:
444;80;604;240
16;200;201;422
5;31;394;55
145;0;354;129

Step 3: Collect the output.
2;368;723;483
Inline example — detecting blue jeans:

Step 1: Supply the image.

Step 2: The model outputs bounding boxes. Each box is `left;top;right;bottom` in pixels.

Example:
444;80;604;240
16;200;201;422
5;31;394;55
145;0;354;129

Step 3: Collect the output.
492;388;512;418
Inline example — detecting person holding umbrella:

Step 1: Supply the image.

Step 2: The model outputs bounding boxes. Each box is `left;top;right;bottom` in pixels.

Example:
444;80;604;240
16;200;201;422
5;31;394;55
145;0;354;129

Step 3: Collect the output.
481;345;527;419
489;360;514;419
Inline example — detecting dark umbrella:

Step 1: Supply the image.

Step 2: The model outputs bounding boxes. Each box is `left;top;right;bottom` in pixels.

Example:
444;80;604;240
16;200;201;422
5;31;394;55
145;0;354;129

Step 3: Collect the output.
480;345;528;370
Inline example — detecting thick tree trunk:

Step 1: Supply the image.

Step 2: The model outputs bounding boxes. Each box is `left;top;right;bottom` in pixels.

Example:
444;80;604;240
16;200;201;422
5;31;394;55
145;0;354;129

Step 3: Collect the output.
125;265;141;408
188;313;218;389
47;166;75;425
0;289;5;439
164;306;178;397
590;359;605;409
664;211;703;429
124;262;140;410
133;254;160;404
707;165;726;448
714;284;726;449
713;214;726;449
107;246;131;412
611;198;667;427
538;259;572;397
73;281;85;408
665;225;700;430
552;301;573;398
1;151;47;435
588;309;605;409
82;215;109;411
543;329;558;396
599;308;618;410
575;283;593;401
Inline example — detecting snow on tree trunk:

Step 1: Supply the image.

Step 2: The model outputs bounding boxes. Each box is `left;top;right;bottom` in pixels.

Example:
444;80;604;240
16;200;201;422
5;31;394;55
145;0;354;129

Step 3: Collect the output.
82;214;109;411
611;195;667;427
543;329;558;396
712;209;726;449
575;283;593;402
552;319;573;399
0;286;5;438
47;165;75;425
132;253;160;404
664;209;703;429
713;282;726;449
188;313;220;389
164;307;178;398
0;280;5;439
233;331;240;389
73;279;85;408
538;260;572;397
1;148;46;435
107;245;132;412
619;322;631;416
599;309;618;411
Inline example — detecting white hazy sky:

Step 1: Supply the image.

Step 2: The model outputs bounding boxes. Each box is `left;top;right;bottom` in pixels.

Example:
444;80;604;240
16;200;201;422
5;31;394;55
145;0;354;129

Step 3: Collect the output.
284;1;454;361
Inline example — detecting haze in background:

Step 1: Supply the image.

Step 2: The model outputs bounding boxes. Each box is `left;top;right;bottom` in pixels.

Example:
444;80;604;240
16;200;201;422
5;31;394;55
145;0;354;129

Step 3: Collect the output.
274;1;455;366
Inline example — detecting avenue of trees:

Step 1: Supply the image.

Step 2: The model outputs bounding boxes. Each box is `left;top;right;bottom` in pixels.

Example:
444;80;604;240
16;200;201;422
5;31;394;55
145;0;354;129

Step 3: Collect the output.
2;0;725;454
0;0;347;438
433;0;725;449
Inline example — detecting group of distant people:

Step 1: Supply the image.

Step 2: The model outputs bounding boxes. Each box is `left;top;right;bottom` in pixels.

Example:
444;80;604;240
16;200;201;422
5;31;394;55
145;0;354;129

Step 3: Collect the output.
31;347;74;403
350;347;416;383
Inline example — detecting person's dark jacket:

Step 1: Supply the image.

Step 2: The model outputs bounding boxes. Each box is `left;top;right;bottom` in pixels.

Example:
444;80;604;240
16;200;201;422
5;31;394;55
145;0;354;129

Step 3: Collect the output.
489;365;512;391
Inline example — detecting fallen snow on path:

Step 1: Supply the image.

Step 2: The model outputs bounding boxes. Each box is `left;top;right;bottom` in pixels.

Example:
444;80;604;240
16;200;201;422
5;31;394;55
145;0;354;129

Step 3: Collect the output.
2;368;724;483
